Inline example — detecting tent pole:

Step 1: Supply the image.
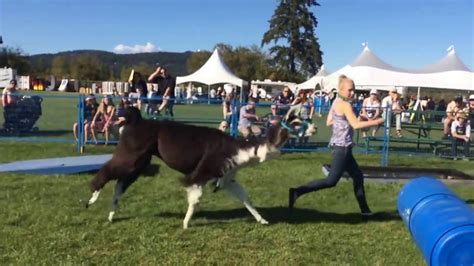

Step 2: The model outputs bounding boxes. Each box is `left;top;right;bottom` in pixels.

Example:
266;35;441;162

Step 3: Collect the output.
208;84;210;104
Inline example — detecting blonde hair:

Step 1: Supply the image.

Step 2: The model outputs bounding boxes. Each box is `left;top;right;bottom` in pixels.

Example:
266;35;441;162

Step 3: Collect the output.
338;75;355;91
97;97;115;114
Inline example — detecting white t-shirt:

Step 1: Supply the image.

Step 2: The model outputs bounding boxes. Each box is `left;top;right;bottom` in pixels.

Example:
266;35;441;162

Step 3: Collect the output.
381;96;401;111
451;120;471;138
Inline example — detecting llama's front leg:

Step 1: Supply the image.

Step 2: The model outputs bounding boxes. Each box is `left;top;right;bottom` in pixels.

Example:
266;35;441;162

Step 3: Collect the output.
223;180;268;225
85;190;101;208
183;184;203;229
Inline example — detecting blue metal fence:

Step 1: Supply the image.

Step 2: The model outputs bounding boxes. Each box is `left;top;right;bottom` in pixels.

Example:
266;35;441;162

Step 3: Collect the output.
1;92;405;167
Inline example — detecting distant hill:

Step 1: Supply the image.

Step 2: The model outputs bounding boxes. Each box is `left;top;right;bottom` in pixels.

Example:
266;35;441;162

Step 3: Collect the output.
28;50;193;77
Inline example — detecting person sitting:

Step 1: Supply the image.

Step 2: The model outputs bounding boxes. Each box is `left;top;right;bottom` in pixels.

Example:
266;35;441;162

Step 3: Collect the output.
359;89;381;137
275;86;294;116
291;89;314;145
443;96;468;139
238;98;261;138
268;104;282;126
381;88;404;137
451;112;470;161
91;96;117;145
2;79;20;130
129;72;148;110
73;94;98;142
292;89;314;121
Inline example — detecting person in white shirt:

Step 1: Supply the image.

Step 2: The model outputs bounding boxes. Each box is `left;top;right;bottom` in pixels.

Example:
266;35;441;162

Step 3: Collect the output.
360;89;381;137
451;112;470;160
382;88;404;137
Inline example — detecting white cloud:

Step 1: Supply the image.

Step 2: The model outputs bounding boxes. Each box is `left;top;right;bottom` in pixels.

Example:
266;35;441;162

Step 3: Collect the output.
113;42;159;54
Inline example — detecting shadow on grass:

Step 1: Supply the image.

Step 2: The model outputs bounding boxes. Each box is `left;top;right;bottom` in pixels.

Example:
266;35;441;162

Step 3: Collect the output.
466;199;474;204
155;207;401;225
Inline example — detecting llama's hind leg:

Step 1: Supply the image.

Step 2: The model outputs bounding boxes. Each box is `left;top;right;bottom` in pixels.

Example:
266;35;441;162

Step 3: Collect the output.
223;180;268;225
108;153;151;222
108;175;139;222
183;184;203;229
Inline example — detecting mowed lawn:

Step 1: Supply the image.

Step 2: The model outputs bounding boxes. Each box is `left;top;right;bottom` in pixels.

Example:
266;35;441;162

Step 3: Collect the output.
1;142;474;264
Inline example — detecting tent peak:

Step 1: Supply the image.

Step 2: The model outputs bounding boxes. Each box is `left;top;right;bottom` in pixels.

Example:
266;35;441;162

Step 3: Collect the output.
446;45;455;55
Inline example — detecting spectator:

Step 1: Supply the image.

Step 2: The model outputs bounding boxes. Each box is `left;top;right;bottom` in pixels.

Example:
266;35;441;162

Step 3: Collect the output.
221;91;235;131
91;96;116;145
268;104;282;126
249;86;260;103
469;95;474;140
436;99;447;122
73;94;98;142
382;88;404;137
157;67;176;117
2;79;20;129
238;98;261;138
360;89;381;137
443;96;468;139
116;94;131;122
292;89;314;122
275;86;294;116
292;89;314;145
426;96;436;122
451;112;470;160
129;72;148;110
329;88;337;106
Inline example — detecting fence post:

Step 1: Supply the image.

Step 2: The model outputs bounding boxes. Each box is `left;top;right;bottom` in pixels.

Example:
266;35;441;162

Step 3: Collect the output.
381;106;392;167
76;94;85;154
230;98;239;137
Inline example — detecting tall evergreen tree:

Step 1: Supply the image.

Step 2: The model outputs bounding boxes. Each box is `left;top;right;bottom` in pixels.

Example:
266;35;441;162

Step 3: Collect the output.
262;0;323;79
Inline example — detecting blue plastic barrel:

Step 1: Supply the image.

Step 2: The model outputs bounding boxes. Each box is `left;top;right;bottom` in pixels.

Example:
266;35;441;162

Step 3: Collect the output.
397;177;474;265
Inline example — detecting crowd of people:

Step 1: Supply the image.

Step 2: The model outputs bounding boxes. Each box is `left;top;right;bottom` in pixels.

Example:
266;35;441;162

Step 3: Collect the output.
72;65;176;144
1;71;472;160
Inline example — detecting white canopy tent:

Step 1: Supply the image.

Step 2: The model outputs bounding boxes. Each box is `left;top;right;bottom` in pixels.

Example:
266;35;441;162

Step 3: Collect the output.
176;49;247;88
322;45;473;92
296;65;329;91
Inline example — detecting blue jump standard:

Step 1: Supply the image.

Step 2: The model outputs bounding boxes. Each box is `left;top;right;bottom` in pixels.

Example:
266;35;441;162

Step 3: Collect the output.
0;154;112;175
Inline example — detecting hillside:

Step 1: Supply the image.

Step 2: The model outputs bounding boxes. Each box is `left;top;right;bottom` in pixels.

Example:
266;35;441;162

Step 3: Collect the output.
28;50;193;77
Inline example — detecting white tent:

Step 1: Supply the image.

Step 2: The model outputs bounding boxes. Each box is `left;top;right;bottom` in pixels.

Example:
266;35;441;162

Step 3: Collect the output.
296;65;329;91
176;49;247;87
323;45;473;92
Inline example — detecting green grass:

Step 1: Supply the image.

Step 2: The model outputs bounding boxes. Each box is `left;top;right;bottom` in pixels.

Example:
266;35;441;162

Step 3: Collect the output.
1;93;473;264
1;142;474;264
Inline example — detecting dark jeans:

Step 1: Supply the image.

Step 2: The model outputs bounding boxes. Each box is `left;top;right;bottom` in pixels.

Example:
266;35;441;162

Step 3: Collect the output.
295;146;371;213
451;138;470;157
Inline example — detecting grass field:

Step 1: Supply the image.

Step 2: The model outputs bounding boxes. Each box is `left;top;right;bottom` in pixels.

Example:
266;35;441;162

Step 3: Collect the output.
1;92;473;264
1;142;474;264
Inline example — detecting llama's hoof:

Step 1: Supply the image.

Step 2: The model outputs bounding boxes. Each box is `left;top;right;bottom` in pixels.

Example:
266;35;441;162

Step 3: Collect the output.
259;218;269;225
108;211;115;222
183;223;188;230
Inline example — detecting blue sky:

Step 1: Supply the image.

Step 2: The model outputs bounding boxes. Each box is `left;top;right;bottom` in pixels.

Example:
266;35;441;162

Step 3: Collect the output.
0;0;472;71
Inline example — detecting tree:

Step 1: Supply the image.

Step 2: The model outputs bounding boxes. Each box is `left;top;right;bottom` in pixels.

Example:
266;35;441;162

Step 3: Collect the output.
186;51;212;74
1;47;31;75
70;54;107;81
262;0;323;80
51;55;70;78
